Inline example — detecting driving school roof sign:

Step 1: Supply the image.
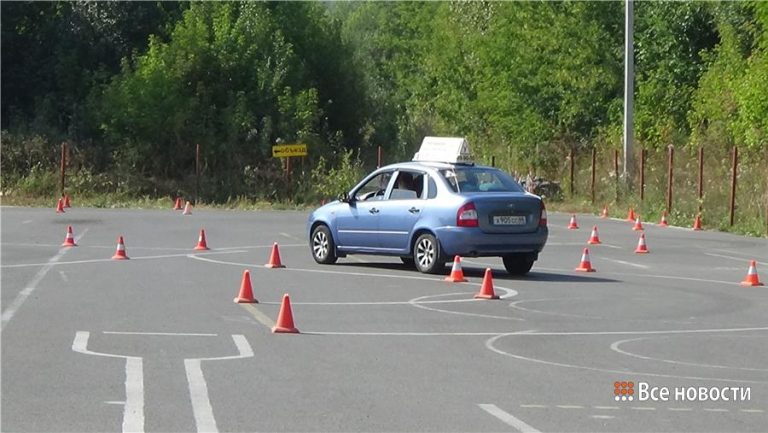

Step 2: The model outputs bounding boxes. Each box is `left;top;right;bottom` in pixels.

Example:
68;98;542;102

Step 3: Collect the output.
272;144;307;158
412;136;473;164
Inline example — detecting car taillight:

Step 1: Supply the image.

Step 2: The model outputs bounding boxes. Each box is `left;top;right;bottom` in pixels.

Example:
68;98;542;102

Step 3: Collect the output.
457;202;479;227
539;202;547;227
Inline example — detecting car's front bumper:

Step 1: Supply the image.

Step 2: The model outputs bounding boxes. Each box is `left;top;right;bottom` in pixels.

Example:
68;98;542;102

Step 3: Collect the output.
433;226;548;258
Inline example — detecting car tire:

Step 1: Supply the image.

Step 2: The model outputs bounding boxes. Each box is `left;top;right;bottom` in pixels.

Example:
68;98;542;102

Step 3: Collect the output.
311;225;337;264
400;257;415;267
413;233;445;274
502;254;534;275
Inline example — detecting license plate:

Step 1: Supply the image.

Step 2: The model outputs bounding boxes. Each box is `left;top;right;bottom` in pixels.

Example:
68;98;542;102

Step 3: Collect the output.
493;215;526;225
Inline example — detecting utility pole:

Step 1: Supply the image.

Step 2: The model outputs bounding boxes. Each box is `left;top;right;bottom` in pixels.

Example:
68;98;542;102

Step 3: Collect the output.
623;0;634;184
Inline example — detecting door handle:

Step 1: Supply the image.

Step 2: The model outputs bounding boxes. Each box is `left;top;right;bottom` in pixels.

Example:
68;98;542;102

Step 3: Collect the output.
408;207;421;214
369;208;379;214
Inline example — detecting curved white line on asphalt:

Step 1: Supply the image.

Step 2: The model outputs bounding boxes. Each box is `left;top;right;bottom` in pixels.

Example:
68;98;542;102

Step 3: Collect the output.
188;254;471;283
407;289;525;322
508;298;602;320
72;331;144;433
1;229;88;330
484;329;768;384
609;336;768;372
2;250;248;269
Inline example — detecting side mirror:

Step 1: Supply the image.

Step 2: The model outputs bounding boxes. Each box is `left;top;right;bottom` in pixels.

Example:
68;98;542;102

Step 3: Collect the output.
338;191;351;203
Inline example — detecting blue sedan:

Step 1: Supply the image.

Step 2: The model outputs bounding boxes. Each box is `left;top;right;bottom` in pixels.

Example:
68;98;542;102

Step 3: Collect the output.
307;161;548;274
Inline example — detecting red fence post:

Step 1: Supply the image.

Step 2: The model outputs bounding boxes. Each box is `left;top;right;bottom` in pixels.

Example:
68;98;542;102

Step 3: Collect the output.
640;148;646;201
698;146;704;213
590;147;596;205
568;148;575;197
614;149;619;202
60;142;67;197
195;144;200;204
730;146;738;226
666;145;674;214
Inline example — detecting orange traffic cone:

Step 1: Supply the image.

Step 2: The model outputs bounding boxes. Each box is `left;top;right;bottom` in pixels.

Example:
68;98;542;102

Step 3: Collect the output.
111;236;129;260
173;197;183;210
574;248;596;272
474;268;500;299
632;217;644;231
659;211;669;227
740;260;764;286
626;207;636;222
692;214;702;231
265;242;286;268
568;214;579;229
634;233;649;253
194;229;209;250
182;201;193;215
56;198;65;213
63;194;71;208
61;225;77;247
272;294;299;333
233;270;258;303
445;255;468;282
600;205;609;218
587;226;601;244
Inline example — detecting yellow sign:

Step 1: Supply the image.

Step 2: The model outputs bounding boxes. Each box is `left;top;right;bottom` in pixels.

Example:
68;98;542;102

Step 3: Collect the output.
272;144;307;158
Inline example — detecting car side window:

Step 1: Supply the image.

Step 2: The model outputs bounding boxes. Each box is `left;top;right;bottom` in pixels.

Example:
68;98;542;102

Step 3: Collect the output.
427;175;438;199
389;170;424;200
355;172;392;201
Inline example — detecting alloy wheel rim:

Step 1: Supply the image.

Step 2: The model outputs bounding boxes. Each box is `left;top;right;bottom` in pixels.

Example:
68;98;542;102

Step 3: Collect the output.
416;238;434;268
313;231;328;259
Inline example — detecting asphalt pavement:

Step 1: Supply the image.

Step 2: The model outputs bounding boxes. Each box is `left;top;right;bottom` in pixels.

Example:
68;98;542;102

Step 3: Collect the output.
2;205;767;432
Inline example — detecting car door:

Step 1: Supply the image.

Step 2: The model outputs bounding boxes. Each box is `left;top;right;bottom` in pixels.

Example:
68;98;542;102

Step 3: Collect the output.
334;171;394;252
377;170;426;253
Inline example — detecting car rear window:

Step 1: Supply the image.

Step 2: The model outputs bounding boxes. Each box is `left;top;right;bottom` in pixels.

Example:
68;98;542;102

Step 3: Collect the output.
439;167;524;193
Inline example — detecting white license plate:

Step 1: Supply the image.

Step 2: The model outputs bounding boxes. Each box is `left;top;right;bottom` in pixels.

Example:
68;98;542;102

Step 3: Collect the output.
493;215;526;225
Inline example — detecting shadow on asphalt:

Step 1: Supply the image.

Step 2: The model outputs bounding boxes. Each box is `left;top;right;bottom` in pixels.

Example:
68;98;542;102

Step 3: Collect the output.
334;261;620;283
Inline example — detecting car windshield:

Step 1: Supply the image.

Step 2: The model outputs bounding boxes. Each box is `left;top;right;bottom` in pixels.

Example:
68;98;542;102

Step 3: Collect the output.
439;167;524;193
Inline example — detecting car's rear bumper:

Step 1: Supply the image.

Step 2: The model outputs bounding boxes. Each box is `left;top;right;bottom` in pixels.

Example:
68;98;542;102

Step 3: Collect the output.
433;226;548;257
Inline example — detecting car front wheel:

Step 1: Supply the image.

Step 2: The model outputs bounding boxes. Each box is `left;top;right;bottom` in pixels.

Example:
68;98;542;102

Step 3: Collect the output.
311;225;337;264
502;253;534;275
413;233;445;274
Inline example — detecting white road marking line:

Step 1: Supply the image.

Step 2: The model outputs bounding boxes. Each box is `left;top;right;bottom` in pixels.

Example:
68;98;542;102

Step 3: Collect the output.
556;405;584;409
485;331;768;385
72;331;144;433
1;229;88;329
591;415;615;419
304;331;533;336
185;335;253;433
103;331;218;337
703;408;729;412
279;232;304;242
631;407;656;411
520;404;548;408
593;406;620;410
600;257;650;269
22;219;32;224
668;408;693;412
478;404;541;433
711;248;768;261
1;249;247;269
105;401;126;405
705;253;754;263
740;409;764;413
611;337;768;372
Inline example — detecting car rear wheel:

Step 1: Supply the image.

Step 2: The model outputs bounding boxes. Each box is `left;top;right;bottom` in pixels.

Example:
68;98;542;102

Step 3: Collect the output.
502;253;534;275
413;233;445;274
311;225;337;264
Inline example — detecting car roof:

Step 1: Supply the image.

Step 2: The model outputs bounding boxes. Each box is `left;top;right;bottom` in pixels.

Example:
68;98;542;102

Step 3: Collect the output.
382;161;491;172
